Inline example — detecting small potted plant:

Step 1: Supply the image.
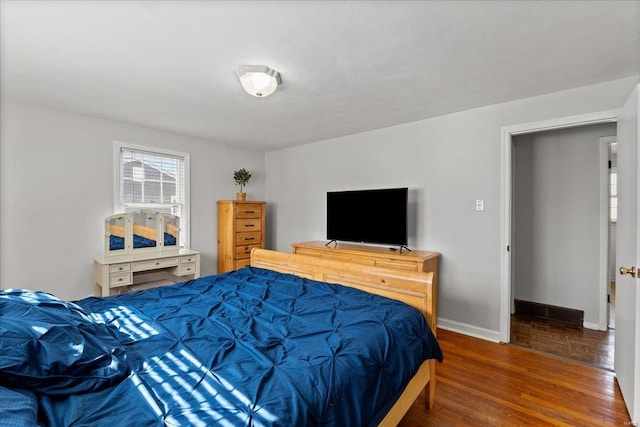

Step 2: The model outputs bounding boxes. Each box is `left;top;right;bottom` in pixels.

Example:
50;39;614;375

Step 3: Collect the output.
233;168;252;201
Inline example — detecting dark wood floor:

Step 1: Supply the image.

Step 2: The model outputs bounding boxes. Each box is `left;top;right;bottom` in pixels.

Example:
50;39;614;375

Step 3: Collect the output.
510;313;615;371
398;329;630;426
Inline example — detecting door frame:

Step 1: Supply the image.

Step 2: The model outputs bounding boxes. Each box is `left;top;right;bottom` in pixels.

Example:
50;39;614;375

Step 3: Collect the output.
600;136;617;330
499;110;619;343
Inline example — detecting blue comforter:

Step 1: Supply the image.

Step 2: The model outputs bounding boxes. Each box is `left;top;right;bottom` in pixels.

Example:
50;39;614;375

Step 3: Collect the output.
1;267;442;426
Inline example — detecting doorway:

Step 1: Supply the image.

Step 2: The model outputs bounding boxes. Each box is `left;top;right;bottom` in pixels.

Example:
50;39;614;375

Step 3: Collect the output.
506;124;617;369
499;110;619;356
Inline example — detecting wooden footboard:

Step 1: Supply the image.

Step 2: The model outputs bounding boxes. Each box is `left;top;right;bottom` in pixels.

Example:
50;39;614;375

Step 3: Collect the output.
250;248;438;420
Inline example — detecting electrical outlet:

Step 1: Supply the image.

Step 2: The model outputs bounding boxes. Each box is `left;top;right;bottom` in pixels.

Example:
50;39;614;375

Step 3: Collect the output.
476;199;485;211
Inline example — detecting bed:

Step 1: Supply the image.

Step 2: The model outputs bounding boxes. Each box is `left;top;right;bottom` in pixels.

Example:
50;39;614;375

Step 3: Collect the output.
0;249;442;426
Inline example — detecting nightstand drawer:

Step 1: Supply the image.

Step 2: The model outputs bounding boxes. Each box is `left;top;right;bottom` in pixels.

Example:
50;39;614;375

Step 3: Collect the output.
236;204;262;218
132;257;179;271
236;245;260;259
236;218;261;231
109;263;131;273
236;231;262;245
110;272;132;287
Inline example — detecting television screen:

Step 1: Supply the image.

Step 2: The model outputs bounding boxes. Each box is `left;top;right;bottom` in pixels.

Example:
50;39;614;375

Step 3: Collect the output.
327;187;408;246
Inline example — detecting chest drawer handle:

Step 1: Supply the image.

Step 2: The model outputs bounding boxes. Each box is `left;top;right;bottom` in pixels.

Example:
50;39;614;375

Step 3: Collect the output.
245;237;255;240
245;210;255;214
245;224;255;227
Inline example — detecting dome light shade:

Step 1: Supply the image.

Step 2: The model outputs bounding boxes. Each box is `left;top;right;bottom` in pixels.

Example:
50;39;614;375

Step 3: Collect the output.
234;65;282;97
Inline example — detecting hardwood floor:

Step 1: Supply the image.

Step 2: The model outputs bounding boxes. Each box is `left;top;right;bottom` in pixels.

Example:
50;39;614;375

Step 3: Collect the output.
510;313;615;371
398;329;630;426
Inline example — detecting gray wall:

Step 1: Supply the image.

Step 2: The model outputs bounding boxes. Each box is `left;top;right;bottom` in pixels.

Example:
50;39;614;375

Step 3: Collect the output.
512;124;616;325
265;77;637;337
0;100;265;301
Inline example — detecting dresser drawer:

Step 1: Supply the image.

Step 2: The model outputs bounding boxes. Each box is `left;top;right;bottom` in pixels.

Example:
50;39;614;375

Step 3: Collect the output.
109;263;131;273
322;252;376;266
292;248;322;258
236;231;262;245
236;245;260;259
177;262;196;276
132;257;179;272
235;258;251;269
181;255;198;263
236;204;263;218
376;259;419;271
236;218;262;232
110;272;132;287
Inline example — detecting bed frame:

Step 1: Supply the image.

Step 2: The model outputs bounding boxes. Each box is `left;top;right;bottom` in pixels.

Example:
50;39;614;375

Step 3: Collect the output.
251;248;437;426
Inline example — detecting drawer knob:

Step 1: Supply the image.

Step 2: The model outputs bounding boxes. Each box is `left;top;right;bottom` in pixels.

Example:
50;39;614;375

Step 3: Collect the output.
118;267;123;270
118;278;123;282
155;262;160;265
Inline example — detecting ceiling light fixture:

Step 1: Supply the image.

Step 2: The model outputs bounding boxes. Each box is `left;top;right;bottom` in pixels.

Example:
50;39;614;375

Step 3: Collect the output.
234;65;282;98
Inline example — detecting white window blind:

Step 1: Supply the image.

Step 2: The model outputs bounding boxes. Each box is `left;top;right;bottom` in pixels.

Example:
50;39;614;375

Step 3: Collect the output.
115;142;190;247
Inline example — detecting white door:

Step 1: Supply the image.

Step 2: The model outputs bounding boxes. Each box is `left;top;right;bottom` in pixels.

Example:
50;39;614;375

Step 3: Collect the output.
616;83;640;423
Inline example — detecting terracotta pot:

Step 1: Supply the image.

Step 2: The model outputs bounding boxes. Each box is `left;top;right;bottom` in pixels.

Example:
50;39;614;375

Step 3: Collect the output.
237;192;247;201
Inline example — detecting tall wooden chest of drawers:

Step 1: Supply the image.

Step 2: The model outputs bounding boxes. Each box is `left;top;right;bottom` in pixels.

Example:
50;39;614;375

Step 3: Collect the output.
217;200;266;273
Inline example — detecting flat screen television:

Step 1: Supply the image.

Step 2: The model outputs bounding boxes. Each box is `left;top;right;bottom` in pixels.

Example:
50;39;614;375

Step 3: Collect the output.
327;187;408;246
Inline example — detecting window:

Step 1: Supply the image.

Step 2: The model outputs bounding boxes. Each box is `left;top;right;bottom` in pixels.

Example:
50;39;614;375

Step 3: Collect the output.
610;167;617;223
610;141;617;223
114;142;190;247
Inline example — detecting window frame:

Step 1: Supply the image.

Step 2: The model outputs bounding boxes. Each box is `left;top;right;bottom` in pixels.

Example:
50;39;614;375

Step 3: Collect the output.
113;141;191;248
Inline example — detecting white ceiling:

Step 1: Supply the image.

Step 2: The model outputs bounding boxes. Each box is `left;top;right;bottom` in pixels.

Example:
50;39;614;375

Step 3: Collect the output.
2;1;639;151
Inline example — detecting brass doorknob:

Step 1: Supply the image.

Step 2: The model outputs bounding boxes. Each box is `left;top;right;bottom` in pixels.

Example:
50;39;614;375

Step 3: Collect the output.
619;266;637;278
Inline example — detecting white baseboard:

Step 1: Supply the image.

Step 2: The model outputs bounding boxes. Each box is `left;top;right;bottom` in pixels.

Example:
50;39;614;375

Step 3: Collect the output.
438;318;501;343
583;321;602;331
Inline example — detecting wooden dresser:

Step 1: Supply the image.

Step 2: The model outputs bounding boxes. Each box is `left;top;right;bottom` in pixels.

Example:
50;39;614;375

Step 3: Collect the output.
218;200;266;273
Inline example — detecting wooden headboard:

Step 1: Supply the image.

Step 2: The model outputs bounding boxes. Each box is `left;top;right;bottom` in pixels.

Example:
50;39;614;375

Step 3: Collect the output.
250;248;436;335
108;223;126;238
132;224;158;241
